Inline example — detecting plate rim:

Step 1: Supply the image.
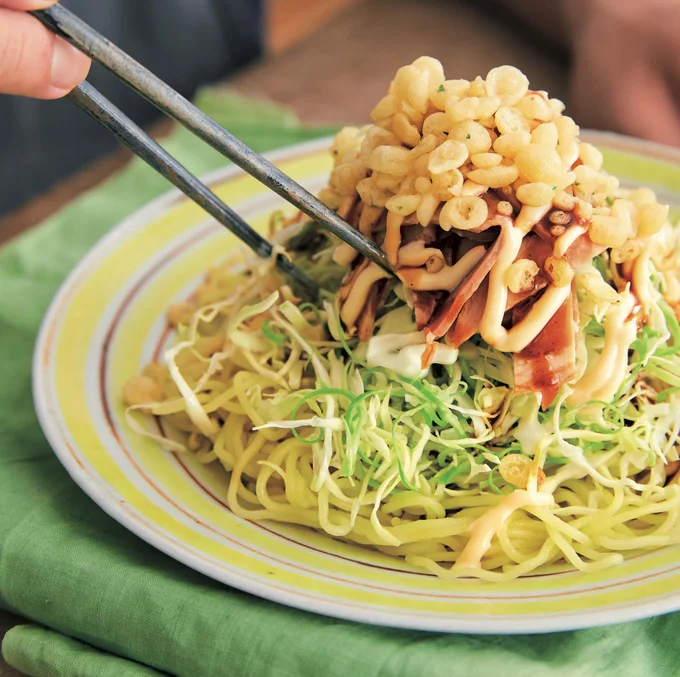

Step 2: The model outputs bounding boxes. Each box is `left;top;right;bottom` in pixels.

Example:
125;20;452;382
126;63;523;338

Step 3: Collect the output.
33;132;680;634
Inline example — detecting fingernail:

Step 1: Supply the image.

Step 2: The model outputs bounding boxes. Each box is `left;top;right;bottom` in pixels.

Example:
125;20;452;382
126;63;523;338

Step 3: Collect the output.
50;37;80;91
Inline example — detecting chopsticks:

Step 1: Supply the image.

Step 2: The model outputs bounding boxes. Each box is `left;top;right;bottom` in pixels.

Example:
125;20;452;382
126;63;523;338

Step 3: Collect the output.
31;4;393;291
68;81;319;296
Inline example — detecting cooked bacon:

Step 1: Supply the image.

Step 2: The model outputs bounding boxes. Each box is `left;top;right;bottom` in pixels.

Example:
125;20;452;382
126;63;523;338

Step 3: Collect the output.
563;233;606;268
420;341;439;370
505;234;552;308
492;187;521;214
444;233;550;346
517;233;553;268
451;226;499;243
532;217;556;243
425;234;503;340
446;278;489;347
512;289;577;409
481;191;502;216
357;280;389;342
506;283;548;311
401;224;437;245
412;291;441;330
505;232;604;310
437;232;459;266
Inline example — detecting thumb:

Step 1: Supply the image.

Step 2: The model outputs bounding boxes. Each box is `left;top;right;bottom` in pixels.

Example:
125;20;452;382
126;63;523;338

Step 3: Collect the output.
0;8;91;98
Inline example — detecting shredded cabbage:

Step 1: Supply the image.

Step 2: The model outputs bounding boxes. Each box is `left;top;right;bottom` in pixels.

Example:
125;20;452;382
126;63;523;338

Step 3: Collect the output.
123;200;680;581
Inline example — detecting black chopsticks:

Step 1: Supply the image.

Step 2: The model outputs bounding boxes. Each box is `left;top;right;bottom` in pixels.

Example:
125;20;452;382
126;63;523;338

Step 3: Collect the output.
69;82;318;296
31;4;394;294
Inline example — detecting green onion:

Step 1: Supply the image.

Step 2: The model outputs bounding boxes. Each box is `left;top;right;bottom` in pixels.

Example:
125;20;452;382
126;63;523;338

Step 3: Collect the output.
657;386;680;403
584;318;605;337
397;458;420;492
357;449;380;468
434;458;471;485
574;400;624;435
481;468;502;495
333;306;362;365
657;302;680;356
262;320;285;346
344;390;384;434
298;302;324;324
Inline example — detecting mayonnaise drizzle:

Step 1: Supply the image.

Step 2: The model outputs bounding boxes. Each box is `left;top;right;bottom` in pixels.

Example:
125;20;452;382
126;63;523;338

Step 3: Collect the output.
554;225;586;259
479;220;571;352
632;239;653;315
397;240;446;268
514;204;552;235
453;489;553;570
567;291;638;406
366;332;458;378
384;212;405;266
399;245;486;292
340;263;390;327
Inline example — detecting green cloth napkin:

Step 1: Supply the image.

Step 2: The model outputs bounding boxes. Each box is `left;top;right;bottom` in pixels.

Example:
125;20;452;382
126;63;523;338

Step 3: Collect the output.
2;89;680;677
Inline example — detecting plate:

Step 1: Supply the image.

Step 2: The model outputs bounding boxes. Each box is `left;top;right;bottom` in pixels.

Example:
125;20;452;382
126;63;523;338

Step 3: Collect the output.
34;134;680;634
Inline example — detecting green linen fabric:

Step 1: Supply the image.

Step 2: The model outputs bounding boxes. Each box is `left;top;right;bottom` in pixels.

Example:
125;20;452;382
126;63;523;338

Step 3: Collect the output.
1;89;680;677
3;626;164;677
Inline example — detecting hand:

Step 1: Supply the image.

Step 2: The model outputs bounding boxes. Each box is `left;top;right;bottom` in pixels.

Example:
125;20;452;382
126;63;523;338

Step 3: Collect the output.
564;0;680;146
0;0;90;98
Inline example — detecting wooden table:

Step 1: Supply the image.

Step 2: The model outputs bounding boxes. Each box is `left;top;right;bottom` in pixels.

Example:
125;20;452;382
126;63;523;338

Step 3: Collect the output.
0;1;567;673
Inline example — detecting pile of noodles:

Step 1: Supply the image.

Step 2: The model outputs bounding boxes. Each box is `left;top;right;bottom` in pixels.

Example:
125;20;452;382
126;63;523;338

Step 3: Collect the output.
124;61;680;580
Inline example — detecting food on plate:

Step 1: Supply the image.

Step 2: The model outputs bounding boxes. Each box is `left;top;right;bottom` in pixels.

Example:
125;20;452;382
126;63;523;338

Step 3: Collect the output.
124;60;680;580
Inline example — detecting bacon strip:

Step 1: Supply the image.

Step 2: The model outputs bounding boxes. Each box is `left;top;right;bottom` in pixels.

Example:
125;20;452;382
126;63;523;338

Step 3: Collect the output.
519;233;553;270
563;233;606;268
445;234;554;346
412;291;440;330
512;289;577;409
424;235;503;340
493;186;521;214
446;278;489;347
506;234;553;308
420;342;439;370
532;218;556;243
357;280;388;342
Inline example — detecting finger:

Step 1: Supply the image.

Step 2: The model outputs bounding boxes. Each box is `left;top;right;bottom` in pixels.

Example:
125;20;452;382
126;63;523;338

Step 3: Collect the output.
0;1;58;9
0;8;91;99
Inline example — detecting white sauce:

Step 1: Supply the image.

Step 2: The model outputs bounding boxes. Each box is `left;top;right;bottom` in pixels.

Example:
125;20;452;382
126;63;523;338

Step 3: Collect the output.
632;239;653;314
366;332;458;379
400;246;486;292
454;489;553;569
397;241;445;268
568;291;638;406
340;263;390;327
384;212;405;265
514;204;552;235
479;223;571;352
554;225;586;259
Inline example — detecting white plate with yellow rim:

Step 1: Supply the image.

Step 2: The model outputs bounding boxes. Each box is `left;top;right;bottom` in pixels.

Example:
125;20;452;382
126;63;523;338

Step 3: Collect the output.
33;133;680;634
